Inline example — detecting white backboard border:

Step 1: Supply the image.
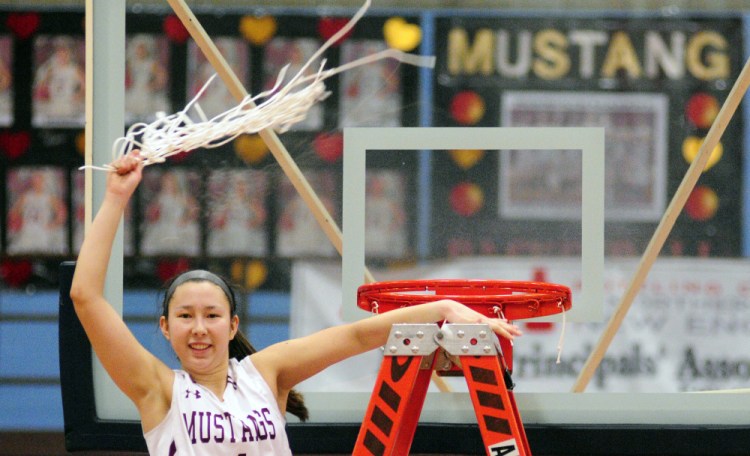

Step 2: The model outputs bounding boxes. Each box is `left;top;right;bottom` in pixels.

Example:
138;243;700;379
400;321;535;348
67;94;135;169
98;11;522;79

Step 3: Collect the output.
342;127;605;323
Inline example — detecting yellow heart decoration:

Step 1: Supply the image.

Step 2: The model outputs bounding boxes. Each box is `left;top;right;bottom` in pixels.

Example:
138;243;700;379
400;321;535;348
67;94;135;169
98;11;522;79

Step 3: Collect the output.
682;136;723;172
383;17;422;52
75;130;86;156
239;16;277;46
449;149;485;170
230;259;268;289
234;134;269;164
244;260;268;289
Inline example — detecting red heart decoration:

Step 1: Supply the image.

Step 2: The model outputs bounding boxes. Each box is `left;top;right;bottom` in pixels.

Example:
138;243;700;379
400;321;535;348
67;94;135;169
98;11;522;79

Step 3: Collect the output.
6;12;40;40
317;17;353;46
447;238;474;257
524;322;555;332
167;149;191;164
0;259;33;288
313;132;343;163
156;258;191;283
163;15;190;44
449;182;484;217
0;131;31;160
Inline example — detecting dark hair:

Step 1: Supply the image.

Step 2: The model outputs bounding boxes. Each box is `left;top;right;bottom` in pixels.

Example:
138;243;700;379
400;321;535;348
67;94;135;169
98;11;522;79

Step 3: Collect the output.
162;270;309;421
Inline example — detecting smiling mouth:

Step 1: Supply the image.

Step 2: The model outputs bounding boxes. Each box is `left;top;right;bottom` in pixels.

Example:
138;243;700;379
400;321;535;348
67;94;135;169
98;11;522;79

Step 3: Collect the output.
190;343;211;351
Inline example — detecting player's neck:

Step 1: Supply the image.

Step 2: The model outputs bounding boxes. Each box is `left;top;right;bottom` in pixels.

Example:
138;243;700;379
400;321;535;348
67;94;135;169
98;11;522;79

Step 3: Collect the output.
187;365;229;401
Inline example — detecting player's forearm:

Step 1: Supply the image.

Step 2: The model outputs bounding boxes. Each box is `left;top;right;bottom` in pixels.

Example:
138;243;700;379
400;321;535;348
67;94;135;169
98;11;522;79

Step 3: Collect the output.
352;300;455;350
352;298;522;354
70;194;128;307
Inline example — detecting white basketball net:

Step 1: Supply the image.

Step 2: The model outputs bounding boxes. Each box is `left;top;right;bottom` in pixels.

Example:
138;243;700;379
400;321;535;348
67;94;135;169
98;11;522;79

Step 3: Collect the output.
85;0;435;171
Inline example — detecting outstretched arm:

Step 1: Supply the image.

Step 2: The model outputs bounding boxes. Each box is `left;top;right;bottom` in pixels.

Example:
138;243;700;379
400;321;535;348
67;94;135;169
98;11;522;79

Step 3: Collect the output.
69;153;172;427
254;299;522;397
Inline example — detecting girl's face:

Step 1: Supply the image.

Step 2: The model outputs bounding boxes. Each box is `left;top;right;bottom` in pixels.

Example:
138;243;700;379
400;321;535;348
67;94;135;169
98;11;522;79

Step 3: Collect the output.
159;281;239;375
54;46;71;64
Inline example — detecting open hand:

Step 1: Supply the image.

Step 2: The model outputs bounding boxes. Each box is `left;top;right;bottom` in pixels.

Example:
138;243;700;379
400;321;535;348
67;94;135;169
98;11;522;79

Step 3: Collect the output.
439;299;523;341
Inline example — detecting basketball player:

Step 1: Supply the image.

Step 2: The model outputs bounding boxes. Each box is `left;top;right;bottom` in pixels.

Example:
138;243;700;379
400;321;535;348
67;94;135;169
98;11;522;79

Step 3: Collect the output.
8;170;67;254
70;151;522;455
125;34;169;124
141;170;200;256
33;37;85;125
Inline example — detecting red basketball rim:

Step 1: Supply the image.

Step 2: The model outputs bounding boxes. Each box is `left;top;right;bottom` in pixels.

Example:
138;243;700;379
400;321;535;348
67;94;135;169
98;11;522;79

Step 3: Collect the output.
357;279;571;321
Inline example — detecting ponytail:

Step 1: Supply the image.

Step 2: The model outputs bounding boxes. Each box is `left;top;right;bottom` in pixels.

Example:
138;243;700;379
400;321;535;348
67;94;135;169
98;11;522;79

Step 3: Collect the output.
229;328;257;360
286;389;309;422
230;330;309;422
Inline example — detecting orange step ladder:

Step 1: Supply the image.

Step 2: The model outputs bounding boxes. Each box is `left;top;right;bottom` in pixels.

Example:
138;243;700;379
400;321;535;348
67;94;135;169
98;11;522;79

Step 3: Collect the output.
353;322;531;456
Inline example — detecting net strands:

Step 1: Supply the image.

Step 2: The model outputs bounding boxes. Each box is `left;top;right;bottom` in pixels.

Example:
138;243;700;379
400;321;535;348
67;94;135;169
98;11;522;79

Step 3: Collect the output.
357;279;571;321
84;0;435;171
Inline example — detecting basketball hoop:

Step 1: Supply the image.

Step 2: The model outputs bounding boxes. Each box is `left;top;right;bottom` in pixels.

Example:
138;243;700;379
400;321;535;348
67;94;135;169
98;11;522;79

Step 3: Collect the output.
354;279;573;455
357;279;571;321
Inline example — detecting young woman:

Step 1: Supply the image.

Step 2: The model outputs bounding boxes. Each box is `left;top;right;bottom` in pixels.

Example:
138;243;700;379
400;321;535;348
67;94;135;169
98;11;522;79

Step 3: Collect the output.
70;151;522;455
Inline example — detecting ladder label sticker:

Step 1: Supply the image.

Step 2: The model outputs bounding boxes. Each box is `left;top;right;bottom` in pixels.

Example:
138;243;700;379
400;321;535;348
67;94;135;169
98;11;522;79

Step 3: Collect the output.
378;380;401;412
363;429;386;456
477;389;505;410
469;365;499;386
489;438;519;456
390;356;415;382
371;405;394;436
484;415;511;435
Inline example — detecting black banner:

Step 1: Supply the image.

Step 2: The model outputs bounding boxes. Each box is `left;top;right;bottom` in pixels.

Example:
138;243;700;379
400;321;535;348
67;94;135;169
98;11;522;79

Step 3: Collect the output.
432;15;744;258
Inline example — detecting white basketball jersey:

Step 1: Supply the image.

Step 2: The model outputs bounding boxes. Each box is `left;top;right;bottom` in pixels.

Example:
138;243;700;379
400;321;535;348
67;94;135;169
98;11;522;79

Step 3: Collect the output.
144;357;292;455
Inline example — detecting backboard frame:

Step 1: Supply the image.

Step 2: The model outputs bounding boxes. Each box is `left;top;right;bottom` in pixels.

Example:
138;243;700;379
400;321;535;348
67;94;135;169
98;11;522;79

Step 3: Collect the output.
342;126;606;323
58;260;750;454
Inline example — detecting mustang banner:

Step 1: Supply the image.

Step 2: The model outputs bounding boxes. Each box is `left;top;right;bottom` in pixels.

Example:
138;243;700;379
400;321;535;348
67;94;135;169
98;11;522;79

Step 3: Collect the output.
430;15;744;260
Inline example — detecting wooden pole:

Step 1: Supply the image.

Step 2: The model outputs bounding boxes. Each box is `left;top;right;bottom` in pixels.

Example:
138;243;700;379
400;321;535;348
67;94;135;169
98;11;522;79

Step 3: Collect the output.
164;1;456;393
572;56;750;392
165;0;375;284
84;0;93;230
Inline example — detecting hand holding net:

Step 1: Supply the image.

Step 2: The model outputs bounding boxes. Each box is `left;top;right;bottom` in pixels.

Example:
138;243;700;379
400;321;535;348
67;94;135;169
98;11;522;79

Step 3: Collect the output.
83;0;435;172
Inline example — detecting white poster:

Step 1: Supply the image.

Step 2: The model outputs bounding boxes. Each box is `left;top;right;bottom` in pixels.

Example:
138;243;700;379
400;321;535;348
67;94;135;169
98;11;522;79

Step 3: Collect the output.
500;91;668;222
291;257;750;393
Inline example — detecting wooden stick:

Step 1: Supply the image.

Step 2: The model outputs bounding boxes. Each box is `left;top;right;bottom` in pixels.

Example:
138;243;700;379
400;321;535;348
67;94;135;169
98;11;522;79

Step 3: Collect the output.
166;0;375;284
166;0;448;393
572;56;750;392
83;0;94;230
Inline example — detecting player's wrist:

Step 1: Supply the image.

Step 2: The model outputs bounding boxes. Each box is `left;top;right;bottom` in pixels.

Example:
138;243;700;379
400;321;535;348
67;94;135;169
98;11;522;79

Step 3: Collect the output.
102;190;132;211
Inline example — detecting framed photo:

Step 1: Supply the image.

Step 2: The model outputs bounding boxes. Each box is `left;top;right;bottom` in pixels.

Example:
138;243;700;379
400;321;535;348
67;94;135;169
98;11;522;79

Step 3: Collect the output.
186;37;249;120
365;169;408;258
276;169;338;257
263;37;323;131
206;169;268;257
125;34;171;124
32;35;86;128
71;171;84;254
0;35;13;127
139;169;201;256
6;166;68;255
72;171;134;255
500;91;668;221
500;147;584;220
339;40;402;128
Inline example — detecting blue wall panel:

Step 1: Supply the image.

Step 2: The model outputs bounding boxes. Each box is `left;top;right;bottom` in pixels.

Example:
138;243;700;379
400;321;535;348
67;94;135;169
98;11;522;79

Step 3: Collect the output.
0;385;62;430
0;290;292;430
0;322;58;378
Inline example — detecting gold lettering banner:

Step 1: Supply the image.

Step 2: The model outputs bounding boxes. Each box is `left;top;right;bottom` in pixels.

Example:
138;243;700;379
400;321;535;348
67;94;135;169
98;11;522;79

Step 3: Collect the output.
441;18;738;82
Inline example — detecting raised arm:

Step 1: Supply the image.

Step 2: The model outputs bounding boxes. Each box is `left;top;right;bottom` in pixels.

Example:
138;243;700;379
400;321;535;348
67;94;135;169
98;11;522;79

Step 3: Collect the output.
254;299;522;398
69;153;173;426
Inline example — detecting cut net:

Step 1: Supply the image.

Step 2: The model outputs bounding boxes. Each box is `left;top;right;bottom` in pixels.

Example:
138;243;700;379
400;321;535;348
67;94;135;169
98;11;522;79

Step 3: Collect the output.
84;0;435;171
